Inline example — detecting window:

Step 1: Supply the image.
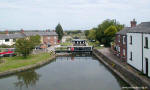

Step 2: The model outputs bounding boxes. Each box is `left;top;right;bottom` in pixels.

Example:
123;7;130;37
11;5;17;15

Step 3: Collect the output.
144;37;148;48
13;39;16;42
5;39;9;42
118;46;120;53
130;52;132;61
130;36;132;45
54;36;56;40
123;36;126;44
123;49;125;57
47;36;50;39
118;35;120;42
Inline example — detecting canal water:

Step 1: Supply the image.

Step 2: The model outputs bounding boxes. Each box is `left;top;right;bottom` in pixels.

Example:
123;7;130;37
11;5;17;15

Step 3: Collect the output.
0;55;128;90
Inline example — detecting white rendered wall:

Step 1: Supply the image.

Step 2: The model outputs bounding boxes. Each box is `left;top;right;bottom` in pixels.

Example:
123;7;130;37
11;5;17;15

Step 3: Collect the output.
143;34;150;77
0;39;14;46
127;33;143;71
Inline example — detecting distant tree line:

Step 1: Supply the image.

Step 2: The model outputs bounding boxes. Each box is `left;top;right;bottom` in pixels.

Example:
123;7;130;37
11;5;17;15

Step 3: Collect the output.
65;30;82;35
85;19;124;46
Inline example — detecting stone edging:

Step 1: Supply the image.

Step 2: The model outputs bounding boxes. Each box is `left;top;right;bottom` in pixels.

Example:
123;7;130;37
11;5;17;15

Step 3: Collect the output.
0;55;57;77
93;49;150;89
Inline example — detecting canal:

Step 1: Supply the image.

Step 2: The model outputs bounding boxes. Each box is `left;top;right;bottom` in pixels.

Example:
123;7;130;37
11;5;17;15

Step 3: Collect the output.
0;55;128;90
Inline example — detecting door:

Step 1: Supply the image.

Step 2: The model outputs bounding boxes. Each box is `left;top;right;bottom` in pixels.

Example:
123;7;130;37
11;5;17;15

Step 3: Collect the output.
145;58;148;76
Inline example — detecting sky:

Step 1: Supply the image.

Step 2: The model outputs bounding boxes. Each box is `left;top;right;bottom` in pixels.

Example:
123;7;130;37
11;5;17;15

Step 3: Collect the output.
0;0;150;30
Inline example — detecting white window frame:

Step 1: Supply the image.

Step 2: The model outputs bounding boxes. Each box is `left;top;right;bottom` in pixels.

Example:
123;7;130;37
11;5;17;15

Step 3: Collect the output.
123;36;126;44
118;46;120;53
118;35;120;42
47;36;50;39
123;49;125;57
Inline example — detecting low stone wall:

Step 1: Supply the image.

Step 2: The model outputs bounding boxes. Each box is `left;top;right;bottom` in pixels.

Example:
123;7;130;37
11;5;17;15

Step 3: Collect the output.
0;55;56;77
93;49;150;89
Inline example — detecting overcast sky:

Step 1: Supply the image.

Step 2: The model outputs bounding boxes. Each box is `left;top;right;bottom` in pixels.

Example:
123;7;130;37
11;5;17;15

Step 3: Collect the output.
0;0;150;30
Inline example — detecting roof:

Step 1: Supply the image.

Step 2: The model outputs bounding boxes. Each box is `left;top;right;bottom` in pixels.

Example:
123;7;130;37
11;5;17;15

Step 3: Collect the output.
0;33;24;39
0;31;58;40
128;22;150;33
24;31;58;36
116;27;131;35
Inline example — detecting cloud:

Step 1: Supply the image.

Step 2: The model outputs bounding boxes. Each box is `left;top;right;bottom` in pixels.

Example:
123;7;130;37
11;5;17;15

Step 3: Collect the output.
0;0;150;30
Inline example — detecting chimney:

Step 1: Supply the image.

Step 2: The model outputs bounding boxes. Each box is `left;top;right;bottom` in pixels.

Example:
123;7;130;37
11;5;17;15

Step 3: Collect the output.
20;29;24;33
130;19;137;27
46;29;48;32
5;30;9;35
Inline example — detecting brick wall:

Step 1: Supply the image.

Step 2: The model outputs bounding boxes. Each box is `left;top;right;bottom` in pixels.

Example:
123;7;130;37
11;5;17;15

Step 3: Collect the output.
93;49;150;89
114;34;127;62
42;35;58;46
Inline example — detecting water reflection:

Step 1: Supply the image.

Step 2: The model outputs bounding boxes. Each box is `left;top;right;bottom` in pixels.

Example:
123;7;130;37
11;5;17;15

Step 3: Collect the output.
14;69;40;89
0;56;128;90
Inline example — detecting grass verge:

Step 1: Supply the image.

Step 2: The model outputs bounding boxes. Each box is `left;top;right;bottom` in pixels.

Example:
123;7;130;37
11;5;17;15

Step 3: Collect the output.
0;53;53;72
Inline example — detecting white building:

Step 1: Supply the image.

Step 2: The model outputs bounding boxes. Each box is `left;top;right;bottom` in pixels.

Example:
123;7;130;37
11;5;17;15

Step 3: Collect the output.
0;33;24;46
127;22;150;77
0;30;58;46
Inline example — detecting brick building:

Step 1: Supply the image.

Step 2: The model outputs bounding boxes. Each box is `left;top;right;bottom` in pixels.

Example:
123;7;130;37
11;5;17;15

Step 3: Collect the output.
113;19;137;62
0;30;58;46
22;31;58;46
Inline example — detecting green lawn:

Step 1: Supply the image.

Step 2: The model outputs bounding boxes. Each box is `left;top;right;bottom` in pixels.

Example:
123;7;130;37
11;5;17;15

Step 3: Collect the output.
0;53;53;72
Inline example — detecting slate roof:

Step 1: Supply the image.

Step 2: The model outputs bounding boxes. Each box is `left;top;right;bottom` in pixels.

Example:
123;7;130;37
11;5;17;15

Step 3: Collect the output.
24;31;58;36
116;27;131;35
0;31;58;40
0;33;25;39
128;22;150;33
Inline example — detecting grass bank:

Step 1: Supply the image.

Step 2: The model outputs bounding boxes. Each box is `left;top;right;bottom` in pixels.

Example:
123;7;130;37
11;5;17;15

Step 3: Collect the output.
0;53;53;72
87;41;104;49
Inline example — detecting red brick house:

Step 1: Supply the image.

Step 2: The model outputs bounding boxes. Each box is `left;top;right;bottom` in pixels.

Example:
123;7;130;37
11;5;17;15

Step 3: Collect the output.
22;31;58;46
113;19;137;62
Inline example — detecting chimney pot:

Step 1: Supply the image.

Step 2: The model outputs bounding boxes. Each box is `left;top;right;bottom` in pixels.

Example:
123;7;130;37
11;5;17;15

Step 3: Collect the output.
20;29;24;33
130;19;137;27
5;30;9;35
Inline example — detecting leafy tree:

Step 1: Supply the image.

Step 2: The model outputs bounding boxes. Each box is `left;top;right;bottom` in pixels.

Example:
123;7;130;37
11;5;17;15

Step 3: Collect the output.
56;23;64;40
84;30;89;37
104;25;117;36
65;30;82;35
30;35;41;47
104;25;118;45
96;19;124;46
15;35;41;58
88;29;96;40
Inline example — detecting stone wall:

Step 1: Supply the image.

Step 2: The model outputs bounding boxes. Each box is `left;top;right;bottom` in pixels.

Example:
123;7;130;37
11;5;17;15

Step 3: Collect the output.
93;49;150;89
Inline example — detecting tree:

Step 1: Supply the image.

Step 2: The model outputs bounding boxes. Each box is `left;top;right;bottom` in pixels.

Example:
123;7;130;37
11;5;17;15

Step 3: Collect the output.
30;35;41;47
87;29;96;40
104;25;118;45
15;35;41;58
104;25;117;36
55;23;64;40
96;19;124;46
84;30;89;37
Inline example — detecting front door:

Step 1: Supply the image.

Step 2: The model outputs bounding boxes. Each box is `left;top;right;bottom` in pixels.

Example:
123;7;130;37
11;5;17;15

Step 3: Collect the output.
145;58;148;76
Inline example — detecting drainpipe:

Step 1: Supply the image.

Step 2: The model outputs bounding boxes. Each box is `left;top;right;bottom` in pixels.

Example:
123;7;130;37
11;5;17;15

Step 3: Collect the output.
142;32;143;72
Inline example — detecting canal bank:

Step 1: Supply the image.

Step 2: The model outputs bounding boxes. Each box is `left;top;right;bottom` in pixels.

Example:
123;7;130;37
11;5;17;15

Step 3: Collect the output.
93;48;150;89
0;53;56;77
0;55;127;90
